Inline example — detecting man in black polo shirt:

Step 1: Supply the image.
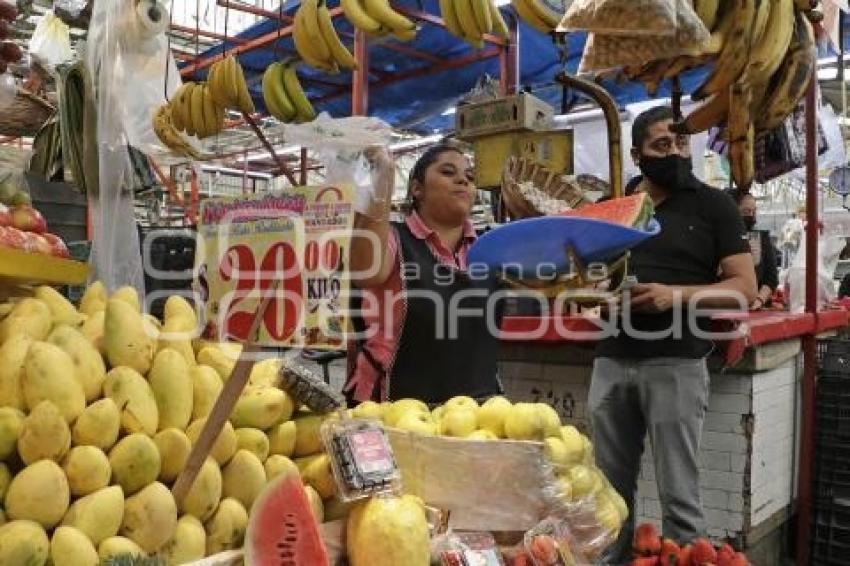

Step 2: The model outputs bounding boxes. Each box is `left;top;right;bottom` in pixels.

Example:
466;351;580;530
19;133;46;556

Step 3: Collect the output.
590;106;756;563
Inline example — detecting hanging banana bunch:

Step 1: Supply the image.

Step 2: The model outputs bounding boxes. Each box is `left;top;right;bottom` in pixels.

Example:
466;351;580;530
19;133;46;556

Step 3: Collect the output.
293;0;358;72
166;82;226;140
439;0;510;48
262;61;318;124
511;0;562;35
152;105;203;160
668;0;817;190
341;0;418;41
206;55;256;115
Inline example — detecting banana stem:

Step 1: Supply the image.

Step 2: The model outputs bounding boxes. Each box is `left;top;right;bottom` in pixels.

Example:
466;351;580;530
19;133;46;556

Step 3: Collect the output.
241;111;299;186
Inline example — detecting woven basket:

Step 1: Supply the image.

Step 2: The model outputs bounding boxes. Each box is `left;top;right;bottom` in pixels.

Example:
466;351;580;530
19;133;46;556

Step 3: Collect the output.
501;156;588;219
0;90;55;137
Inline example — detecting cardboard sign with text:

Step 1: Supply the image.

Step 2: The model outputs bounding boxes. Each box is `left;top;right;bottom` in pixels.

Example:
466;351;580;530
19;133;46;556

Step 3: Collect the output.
195;186;354;349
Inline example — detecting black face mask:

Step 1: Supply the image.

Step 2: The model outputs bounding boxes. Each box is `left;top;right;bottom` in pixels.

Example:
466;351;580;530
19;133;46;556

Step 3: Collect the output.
742;216;756;231
638;154;695;192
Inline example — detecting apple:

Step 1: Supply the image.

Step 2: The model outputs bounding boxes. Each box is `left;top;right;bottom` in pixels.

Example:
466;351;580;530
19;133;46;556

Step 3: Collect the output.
43;233;69;258
0;226;25;249
593;492;621;532
23;232;51;255
559;425;587;465
555;474;573;502
465;429;498;440
383;398;429;427
607;487;628;522
544;437;570;467
536;403;562;438
439;408;478;437
394;412;437;436
504;403;546;441
0;203;9;226
431;405;445;424
10;204;47;234
351;400;383;420
443;396;479;414
477;396;513;438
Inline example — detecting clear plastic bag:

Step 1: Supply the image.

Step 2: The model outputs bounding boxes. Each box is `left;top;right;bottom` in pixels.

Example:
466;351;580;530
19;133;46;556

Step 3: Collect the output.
85;0;178;294
0;145;32;205
788;234;845;314
29;11;74;71
561;0;702;36
0;72;14;109
285;113;394;219
53;0;88;18
523;517;593;565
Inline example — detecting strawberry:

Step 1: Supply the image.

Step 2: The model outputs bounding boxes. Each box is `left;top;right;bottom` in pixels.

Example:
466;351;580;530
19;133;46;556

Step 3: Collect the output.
677;545;692;566
690;538;718;565
660;539;681;565
634;523;662;556
631;557;660;566
729;552;749;566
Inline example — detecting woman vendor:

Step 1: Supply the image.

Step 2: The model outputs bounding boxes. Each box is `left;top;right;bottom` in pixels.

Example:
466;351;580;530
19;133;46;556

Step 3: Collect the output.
343;143;503;405
726;188;779;310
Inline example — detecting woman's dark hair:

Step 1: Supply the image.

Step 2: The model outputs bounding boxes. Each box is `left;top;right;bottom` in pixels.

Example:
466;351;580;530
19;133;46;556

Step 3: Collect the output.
405;142;466;212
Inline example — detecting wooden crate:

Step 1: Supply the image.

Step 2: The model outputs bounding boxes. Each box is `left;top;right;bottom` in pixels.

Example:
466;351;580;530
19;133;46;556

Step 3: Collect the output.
456;93;554;140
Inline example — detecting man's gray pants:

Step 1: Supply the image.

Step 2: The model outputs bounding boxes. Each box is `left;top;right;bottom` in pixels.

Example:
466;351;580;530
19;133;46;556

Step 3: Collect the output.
589;357;710;564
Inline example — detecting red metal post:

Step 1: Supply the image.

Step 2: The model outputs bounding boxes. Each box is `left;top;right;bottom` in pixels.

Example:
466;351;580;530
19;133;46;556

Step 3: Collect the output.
170;23;248;44
499;12;519;95
352;29;369;116
216;0;292;22
795;69;819;566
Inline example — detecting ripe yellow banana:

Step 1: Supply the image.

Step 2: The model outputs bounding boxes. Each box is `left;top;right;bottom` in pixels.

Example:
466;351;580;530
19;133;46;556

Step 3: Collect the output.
317;1;357;69
439;0;464;38
281;62;317;123
750;0;771;45
169;82;192;132
392;27;418;42
152;105;202;160
692;0;756;101
728;80;754;190
342;0;382;33
179;83;197;137
746;0;794;87
489;0;510;38
262;62;297;122
300;0;333;66
693;0;720;30
363;0;415;32
190;83;207;138
757;10;816;131
231;58;255;115
671;88;730;135
293;8;339;73
207;60;228;109
471;0;493;35
456;0;484;42
512;0;553;34
201;84;223;138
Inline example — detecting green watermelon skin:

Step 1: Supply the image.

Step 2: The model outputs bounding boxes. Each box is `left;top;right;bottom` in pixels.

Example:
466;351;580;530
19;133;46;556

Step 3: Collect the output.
561;193;654;228
244;471;329;566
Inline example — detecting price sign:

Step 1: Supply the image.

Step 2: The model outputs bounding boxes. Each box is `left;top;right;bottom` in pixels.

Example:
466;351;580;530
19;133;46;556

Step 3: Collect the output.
195;185;354;349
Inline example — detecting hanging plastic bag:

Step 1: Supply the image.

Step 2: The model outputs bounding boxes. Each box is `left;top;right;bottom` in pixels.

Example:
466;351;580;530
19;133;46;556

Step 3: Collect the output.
29;11;74;71
787;234;845;314
0;72;14;108
560;0;705;36
53;0;88;19
285;113;395;219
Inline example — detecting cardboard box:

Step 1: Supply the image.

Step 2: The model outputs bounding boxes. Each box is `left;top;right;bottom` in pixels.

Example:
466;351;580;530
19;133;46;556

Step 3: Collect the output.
456;93;554;139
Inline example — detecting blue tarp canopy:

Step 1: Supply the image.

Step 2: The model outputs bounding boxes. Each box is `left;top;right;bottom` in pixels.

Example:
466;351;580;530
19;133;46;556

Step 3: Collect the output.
183;0;715;134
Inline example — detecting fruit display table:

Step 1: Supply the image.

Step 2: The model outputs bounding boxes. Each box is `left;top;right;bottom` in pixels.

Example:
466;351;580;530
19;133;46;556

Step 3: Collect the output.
496;310;850;564
0;247;89;292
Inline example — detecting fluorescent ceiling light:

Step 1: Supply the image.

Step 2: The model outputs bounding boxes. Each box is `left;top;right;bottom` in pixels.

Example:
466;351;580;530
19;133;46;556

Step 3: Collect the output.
201;166;273;179
390;134;443;151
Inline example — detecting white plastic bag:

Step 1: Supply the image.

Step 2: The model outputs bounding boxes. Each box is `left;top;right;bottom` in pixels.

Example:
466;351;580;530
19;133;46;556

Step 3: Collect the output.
0;73;14;108
285;113;395;219
53;0;88;18
788;235;845;314
29;11;74;71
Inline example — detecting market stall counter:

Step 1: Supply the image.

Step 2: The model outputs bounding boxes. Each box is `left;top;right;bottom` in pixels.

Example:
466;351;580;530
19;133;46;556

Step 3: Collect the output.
497;310;850;563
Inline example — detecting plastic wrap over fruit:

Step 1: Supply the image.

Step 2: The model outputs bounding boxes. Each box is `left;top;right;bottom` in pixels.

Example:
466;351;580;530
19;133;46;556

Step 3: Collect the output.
285;114;394;220
559;0;707;37
538;426;628;561
0;145;32;207
29;11;74;71
0;72;13;108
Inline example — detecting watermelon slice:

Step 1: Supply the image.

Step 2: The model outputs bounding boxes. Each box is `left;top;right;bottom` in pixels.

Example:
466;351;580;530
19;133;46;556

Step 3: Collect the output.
244;471;330;566
561;193;654;230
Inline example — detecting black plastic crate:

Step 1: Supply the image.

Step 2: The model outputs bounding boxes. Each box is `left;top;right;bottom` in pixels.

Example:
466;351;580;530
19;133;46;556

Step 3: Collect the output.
819;339;850;374
813;498;850;565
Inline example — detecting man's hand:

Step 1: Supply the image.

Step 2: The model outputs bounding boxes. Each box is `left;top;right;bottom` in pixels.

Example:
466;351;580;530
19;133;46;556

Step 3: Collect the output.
629;283;678;312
